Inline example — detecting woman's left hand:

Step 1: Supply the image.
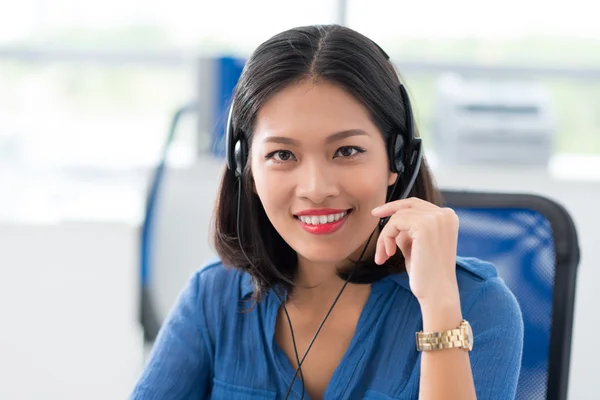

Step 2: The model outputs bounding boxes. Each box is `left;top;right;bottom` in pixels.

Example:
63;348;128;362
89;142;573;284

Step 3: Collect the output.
371;197;460;306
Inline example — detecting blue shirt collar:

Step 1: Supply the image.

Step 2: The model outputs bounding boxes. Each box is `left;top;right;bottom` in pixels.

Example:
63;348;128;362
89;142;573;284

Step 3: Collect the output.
240;256;497;298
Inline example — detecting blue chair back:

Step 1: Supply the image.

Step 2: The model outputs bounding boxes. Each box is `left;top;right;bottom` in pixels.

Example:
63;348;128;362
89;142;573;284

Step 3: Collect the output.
442;190;579;400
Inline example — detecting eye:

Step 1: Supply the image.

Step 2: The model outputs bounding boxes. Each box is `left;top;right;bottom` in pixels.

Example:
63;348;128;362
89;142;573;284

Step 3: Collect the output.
266;150;296;163
334;146;365;158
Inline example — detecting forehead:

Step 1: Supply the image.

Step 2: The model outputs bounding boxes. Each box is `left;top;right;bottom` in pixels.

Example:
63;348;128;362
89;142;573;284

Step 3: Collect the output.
253;80;378;142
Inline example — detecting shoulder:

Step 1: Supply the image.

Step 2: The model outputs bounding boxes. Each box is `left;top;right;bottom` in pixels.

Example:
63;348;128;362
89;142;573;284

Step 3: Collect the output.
455;256;523;330
182;258;255;339
190;257;252;302
456;257;524;396
388;255;519;317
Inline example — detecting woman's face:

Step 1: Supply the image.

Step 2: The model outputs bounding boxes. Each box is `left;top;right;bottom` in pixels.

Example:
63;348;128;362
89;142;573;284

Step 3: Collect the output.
251;80;397;266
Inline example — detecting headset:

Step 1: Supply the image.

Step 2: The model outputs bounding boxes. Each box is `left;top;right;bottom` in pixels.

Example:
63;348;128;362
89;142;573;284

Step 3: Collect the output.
225;39;423;400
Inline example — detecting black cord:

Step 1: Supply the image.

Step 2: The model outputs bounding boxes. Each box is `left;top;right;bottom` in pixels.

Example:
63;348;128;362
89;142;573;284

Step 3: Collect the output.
282;227;377;400
278;290;306;400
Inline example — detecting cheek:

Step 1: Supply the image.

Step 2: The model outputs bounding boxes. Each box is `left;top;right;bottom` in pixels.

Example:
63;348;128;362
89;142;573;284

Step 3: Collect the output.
252;173;271;205
252;169;288;217
344;168;390;206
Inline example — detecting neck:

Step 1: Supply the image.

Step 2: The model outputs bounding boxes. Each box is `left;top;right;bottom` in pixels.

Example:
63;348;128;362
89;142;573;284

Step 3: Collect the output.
288;258;368;313
288;229;380;312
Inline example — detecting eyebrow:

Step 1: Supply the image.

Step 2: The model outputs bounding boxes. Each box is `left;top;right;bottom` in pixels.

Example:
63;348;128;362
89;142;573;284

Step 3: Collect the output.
262;129;369;145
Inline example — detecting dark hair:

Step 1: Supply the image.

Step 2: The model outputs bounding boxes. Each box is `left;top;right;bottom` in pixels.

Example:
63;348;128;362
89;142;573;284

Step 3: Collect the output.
211;24;442;302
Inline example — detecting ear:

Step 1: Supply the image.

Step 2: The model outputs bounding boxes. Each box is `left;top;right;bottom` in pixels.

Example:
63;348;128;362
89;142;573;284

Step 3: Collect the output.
388;171;398;186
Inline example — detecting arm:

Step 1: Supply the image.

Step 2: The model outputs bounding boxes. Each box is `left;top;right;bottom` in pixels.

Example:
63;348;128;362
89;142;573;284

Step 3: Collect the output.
418;287;476;400
418;279;524;400
130;271;213;399
371;200;523;399
466;278;524;399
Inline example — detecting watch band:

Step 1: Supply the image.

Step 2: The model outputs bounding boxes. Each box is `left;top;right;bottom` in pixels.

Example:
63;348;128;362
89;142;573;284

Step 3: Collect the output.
415;320;473;352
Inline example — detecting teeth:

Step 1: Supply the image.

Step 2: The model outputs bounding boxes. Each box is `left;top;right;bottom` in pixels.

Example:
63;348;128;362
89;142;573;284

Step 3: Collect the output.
299;211;348;225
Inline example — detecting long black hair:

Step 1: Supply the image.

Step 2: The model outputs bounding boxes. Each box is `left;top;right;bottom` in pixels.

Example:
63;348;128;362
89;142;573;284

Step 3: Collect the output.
211;24;442;302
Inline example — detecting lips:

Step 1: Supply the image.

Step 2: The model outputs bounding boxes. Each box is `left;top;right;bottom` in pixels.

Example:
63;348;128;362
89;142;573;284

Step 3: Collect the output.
294;209;352;235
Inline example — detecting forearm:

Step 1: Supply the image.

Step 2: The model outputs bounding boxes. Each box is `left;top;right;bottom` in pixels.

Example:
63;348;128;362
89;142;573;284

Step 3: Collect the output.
418;293;477;400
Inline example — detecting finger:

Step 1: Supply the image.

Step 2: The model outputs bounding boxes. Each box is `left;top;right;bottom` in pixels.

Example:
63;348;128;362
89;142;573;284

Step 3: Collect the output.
374;236;388;265
375;225;399;264
371;197;437;217
376;208;432;225
377;212;420;249
384;235;397;258
395;231;412;257
375;220;412;265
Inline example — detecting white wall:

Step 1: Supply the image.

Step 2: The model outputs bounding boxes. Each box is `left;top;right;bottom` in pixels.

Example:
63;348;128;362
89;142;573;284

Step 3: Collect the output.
0;221;143;400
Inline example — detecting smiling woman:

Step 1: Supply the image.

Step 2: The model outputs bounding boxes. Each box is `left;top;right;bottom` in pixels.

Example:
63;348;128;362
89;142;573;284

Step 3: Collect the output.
131;24;524;400
214;45;442;297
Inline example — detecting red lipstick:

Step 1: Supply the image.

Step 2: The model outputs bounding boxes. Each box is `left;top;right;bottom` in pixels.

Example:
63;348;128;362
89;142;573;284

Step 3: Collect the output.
295;209;351;235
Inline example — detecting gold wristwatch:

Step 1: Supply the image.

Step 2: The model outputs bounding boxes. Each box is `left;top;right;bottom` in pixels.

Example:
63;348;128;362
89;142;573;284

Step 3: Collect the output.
416;320;474;352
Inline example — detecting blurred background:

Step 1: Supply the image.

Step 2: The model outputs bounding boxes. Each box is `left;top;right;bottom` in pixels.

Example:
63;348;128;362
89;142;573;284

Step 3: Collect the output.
0;0;598;399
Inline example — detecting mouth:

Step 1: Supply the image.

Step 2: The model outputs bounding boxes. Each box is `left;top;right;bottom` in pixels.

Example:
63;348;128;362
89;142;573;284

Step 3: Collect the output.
294;209;353;235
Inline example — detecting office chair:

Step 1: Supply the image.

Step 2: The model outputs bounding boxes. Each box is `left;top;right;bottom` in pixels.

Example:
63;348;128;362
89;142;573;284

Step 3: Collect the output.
442;190;580;400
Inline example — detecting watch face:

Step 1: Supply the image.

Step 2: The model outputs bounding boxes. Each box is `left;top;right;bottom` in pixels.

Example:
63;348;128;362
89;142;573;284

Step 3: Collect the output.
462;321;474;351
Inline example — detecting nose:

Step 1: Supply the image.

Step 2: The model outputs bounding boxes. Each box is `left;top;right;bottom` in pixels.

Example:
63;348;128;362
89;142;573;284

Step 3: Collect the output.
295;160;340;203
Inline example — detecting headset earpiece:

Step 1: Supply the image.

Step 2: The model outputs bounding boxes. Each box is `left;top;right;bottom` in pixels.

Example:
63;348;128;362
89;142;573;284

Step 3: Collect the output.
234;137;247;177
391;134;405;174
383;83;423;210
225;102;238;175
392;84;419;175
225;101;249;178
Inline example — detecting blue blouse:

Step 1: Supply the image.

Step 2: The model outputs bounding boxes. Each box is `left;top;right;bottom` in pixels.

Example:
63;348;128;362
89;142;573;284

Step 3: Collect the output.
130;256;524;399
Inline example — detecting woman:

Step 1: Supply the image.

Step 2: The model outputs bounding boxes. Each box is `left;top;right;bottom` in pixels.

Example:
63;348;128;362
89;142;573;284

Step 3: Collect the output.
131;24;524;400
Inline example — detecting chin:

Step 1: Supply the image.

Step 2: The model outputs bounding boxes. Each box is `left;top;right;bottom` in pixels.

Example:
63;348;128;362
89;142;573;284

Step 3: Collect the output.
291;241;359;265
299;254;349;266
274;214;377;264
